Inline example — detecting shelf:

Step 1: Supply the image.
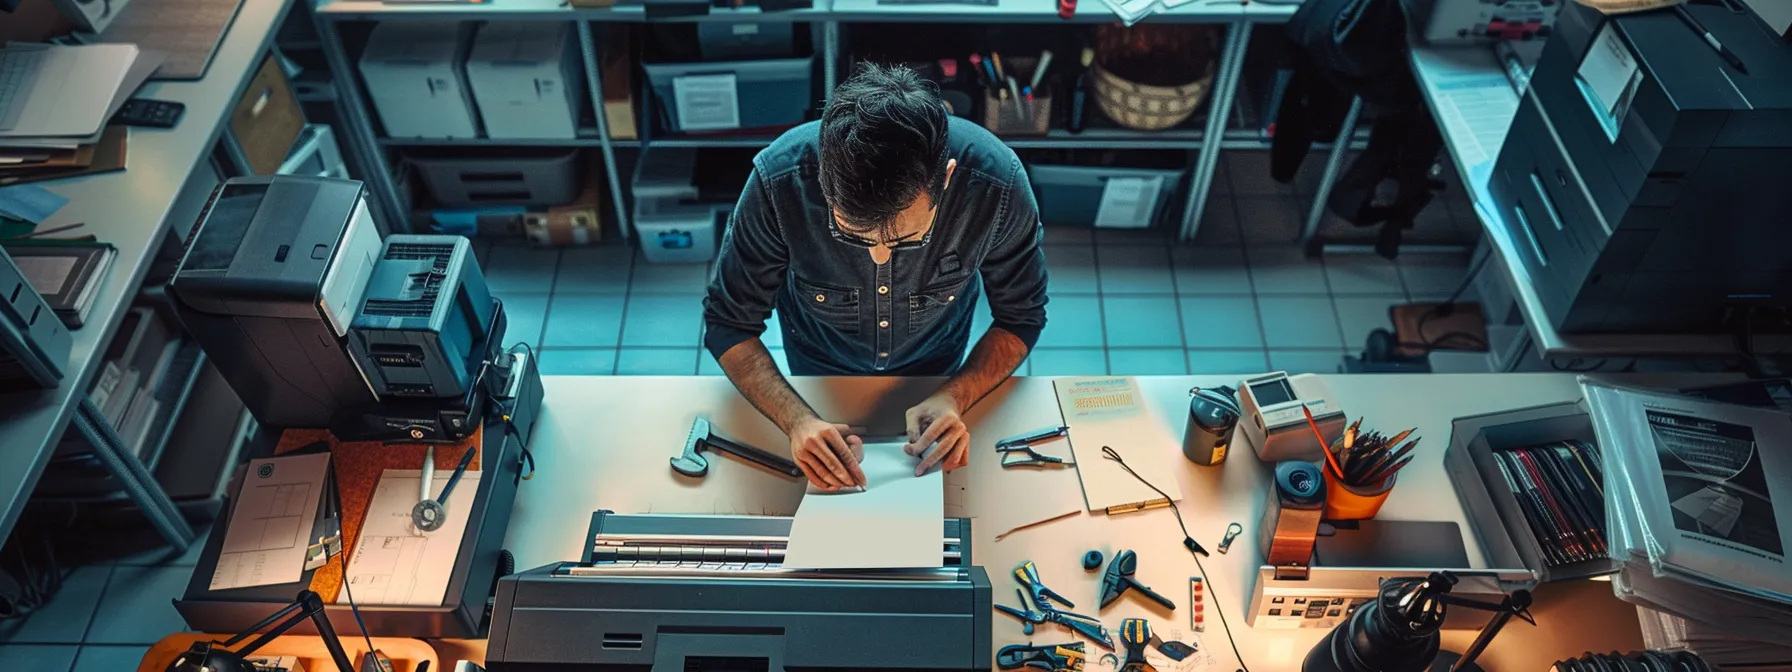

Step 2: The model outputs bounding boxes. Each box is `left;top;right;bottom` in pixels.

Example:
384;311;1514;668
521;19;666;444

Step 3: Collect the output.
381;129;609;147
317;0;831;23
1002;128;1208;149
38;341;209;501
641;135;780;148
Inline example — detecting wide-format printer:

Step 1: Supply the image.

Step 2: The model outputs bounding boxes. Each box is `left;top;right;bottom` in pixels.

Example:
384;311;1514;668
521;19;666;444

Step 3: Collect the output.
486;512;992;671
1488;0;1792;334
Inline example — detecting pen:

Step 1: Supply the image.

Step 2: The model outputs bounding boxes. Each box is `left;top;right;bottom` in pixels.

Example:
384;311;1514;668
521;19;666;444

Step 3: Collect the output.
971;53;996;88
999;425;1069;446
1673;4;1748;74
1006;76;1024;122
992;51;1007;82
1030;50;1053;91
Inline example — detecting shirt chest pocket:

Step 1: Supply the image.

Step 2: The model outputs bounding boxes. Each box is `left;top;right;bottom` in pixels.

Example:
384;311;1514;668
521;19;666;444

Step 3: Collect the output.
907;277;966;335
793;276;861;335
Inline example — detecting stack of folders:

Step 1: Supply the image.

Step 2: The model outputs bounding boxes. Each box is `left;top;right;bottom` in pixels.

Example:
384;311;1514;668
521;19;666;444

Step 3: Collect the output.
0;44;161;185
1583;380;1792;669
2;242;116;328
1493;439;1607;568
87;307;180;458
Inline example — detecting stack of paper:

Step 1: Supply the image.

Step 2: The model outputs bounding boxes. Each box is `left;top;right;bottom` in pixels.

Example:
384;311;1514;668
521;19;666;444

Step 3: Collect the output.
0;44;160;185
1584;381;1792;668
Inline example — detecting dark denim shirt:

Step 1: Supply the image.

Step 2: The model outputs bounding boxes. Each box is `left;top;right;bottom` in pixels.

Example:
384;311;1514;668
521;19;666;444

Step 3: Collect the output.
703;117;1049;375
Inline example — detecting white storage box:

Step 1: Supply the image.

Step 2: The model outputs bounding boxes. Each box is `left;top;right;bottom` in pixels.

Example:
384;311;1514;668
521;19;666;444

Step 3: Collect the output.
467;22;583;140
635;197;723;264
278;124;348;179
359;21;479;139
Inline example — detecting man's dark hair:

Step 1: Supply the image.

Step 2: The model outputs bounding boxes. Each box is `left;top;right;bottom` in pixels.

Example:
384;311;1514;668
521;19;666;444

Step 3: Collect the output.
818;63;950;237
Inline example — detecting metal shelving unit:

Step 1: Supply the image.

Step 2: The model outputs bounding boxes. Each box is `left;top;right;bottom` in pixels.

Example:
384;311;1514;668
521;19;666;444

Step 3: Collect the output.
312;0;1329;243
39;341;211;501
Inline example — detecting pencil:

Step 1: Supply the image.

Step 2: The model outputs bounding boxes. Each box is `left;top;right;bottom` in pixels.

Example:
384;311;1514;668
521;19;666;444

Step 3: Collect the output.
1302;404;1345;481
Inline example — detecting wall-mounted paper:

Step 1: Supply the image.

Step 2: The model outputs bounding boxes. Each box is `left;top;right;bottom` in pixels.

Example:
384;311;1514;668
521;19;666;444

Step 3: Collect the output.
783;442;943;569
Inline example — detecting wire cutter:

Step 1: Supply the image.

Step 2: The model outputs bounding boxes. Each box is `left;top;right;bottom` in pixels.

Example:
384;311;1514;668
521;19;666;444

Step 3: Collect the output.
997;642;1086;671
994;561;1115;650
999;443;1069;468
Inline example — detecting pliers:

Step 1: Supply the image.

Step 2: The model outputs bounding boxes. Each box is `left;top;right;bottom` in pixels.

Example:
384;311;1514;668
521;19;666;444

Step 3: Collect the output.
997;641;1086;671
994;561;1115;650
999;444;1069;468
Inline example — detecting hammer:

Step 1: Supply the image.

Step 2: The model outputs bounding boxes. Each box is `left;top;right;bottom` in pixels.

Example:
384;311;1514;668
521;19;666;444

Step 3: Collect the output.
670;417;804;479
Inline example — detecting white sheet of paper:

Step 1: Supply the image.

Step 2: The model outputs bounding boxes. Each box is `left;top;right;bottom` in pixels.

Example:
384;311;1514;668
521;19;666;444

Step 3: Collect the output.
783;442;943;569
673;73;742;132
1576;23;1641;142
15;256;75;295
211;453;330;591
1055;377;1184;513
344;469;482;606
1093;176;1163;229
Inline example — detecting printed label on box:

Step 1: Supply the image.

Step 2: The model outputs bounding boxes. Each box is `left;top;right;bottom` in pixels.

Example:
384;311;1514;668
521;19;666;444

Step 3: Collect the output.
673;73;742;132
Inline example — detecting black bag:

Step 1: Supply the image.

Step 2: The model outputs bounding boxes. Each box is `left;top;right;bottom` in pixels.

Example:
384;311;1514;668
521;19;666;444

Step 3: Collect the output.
1271;0;1445;259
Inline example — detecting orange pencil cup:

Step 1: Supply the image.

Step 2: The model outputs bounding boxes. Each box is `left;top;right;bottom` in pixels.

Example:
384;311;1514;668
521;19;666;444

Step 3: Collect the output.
1322;436;1396;520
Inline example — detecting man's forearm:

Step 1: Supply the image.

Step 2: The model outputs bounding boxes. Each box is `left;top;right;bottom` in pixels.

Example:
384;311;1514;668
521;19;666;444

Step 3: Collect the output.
717;338;817;433
936;327;1029;412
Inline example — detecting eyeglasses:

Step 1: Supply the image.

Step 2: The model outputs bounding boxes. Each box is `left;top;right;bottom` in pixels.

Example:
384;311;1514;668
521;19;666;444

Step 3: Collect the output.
829;205;939;250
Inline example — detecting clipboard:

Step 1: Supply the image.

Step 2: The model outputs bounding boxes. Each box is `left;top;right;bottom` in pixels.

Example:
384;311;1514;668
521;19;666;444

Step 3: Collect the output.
1054;377;1184;514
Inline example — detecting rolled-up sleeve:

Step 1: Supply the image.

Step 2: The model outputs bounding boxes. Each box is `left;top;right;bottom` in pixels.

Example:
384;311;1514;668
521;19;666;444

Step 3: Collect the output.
980;159;1049;350
704;169;787;361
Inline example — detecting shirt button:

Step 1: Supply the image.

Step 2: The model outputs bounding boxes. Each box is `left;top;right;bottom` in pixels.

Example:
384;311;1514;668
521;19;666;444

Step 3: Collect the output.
948;295;956;302
878;286;889;294
879;352;888;358
879;320;890;329
815;294;826;303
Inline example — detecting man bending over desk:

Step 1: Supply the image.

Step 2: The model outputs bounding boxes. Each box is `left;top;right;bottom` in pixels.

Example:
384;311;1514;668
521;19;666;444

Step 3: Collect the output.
702;63;1050;492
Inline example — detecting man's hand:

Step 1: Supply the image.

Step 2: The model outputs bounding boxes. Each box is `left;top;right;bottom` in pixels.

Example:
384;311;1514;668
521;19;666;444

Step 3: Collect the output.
789;418;865;491
904;392;970;476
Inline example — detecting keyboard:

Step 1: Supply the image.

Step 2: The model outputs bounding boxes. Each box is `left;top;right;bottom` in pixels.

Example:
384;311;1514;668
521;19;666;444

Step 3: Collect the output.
0;50;47;132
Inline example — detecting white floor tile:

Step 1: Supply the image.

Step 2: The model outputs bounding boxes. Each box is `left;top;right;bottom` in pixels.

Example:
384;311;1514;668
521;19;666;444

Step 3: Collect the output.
1036;296;1105;348
84;566;190;644
1246;247;1329;294
1102;297;1183;348
621;295;705;347
1180;297;1264;348
630;252;712;294
1044;245;1100;294
538;348;617;375
0;566;109;644
1185;349;1269;374
1235;197;1304;245
498;294;549;348
1324;256;1406;295
1108;348;1188;375
72;646;149;672
1097;245;1176;294
1268;349;1347;374
555;246;634;294
0;645;77;671
485;245;560;294
1333;296;1405;348
1172;247;1253;295
543;294;626;347
1028;348;1108;376
1397;254;1474;299
616;348;700;375
1258;296;1345;348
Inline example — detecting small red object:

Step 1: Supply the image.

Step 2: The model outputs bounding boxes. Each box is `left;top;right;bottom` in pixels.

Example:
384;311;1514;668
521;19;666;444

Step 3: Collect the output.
938;59;958;79
1058;0;1076;19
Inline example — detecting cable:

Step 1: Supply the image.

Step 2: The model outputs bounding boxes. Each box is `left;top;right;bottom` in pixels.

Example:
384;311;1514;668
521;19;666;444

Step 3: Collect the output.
330;476;384;670
1102;446;1250;672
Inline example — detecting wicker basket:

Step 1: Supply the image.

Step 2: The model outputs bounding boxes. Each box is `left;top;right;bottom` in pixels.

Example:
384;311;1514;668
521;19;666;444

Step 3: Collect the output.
1090;60;1215;131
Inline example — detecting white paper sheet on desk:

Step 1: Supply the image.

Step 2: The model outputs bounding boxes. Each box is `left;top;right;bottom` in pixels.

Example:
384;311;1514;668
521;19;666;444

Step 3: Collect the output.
344;469;482;605
1056;377;1183;513
783;442;943;569
969;438;1084;539
211;453;330;591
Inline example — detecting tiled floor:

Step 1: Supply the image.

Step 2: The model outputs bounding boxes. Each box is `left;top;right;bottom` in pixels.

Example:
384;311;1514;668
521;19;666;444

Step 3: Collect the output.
0;525;211;670
483;199;1472;378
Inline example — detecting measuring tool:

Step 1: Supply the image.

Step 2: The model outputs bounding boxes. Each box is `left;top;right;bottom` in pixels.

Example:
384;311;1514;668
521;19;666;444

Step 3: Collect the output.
412;445;477;532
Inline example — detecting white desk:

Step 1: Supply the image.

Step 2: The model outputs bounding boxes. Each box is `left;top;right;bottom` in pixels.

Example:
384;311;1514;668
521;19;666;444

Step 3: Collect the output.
495;373;1684;671
0;0;295;546
1408;44;1792;362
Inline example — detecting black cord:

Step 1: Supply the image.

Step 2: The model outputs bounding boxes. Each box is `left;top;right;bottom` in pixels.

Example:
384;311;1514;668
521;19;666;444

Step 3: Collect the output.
330;477;383;668
1101;446;1250;672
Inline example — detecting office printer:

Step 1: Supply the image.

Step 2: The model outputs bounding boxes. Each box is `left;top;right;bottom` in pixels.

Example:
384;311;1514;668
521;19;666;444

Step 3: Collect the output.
348;234;495;400
1489;0;1792;334
169;176;383;428
486;513;992;671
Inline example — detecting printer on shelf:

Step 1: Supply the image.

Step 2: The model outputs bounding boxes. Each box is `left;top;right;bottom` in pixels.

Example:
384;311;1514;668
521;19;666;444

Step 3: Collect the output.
1488;0;1792;335
169;176;383;428
486;512;992;671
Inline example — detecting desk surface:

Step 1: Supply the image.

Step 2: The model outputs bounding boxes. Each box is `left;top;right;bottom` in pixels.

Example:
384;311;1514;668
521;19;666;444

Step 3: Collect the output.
314;0;1254;23
1409;44;1790;360
490;372;1679;671
0;0;293;541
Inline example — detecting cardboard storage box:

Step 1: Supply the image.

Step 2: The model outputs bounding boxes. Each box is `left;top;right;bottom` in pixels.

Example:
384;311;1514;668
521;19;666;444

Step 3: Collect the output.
467;23;582;140
230;54;306;175
359;21;479;139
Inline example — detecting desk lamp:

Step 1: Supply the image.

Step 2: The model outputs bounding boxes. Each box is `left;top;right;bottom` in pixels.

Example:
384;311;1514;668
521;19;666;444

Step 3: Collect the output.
166;590;357;672
1302;571;1533;672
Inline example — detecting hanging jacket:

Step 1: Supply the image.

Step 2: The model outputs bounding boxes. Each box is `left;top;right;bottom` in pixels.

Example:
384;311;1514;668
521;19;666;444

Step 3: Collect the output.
1271;0;1445;259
